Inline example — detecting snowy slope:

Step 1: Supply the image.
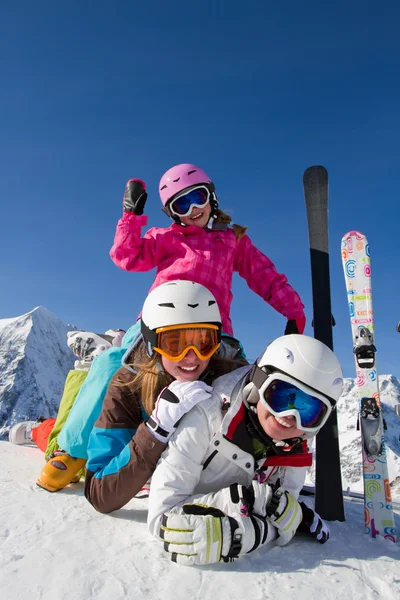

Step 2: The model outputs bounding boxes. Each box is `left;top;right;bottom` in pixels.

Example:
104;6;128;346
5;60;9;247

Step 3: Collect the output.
0;306;76;437
0;442;399;600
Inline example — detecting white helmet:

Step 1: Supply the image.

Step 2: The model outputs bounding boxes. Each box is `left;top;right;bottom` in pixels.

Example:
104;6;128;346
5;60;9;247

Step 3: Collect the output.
141;280;222;357
257;335;343;404
244;334;343;439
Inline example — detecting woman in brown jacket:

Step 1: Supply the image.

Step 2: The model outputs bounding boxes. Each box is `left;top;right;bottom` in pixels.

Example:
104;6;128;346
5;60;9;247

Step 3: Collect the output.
84;280;246;513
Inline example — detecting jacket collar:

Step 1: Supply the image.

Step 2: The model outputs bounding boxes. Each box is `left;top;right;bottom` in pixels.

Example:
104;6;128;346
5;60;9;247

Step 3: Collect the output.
170;221;229;236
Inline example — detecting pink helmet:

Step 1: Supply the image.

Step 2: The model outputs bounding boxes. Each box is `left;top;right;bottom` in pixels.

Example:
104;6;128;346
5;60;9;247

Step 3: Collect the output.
159;163;213;207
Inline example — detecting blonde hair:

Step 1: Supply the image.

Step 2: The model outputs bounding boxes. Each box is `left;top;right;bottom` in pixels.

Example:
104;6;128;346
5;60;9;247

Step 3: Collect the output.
214;209;248;241
123;341;246;415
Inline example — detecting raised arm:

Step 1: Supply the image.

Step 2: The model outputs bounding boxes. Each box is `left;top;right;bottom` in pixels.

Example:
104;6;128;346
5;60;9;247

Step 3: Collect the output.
235;234;305;324
110;179;165;272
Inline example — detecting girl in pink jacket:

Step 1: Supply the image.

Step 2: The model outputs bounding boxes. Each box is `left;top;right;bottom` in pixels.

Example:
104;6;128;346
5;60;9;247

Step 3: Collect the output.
110;163;306;339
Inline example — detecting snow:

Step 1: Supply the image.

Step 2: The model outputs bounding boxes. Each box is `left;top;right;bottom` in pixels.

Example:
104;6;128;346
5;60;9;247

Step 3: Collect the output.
1;441;399;600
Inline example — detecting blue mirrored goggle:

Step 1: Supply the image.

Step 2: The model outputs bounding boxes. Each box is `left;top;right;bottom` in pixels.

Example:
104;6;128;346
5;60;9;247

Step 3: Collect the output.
262;379;330;430
169;186;210;217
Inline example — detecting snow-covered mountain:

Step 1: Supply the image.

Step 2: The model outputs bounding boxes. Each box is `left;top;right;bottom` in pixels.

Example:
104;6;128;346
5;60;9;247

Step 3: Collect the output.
0;306;76;438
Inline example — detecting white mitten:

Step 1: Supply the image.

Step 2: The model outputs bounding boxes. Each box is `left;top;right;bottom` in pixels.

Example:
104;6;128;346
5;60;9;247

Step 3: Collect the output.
146;380;213;442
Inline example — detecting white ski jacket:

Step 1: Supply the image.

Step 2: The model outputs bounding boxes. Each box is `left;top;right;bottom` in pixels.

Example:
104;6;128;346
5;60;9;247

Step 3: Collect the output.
148;366;311;557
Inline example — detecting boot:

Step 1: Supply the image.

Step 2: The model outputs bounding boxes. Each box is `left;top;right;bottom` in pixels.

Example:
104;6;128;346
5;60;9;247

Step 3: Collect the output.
9;419;43;445
135;479;151;499
37;451;86;492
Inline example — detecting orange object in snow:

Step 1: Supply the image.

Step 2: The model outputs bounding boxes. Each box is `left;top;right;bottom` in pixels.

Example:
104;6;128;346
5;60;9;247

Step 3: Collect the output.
31;418;57;452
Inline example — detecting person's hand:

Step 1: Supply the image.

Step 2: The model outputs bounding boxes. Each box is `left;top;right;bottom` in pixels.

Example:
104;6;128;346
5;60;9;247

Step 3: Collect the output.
284;315;306;335
265;486;303;546
122;179;148;215
298;502;330;543
228;481;302;546
146;380;213;442
160;505;242;566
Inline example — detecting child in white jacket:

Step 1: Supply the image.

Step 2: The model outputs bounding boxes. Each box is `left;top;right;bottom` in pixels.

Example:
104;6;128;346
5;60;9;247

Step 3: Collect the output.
148;334;343;566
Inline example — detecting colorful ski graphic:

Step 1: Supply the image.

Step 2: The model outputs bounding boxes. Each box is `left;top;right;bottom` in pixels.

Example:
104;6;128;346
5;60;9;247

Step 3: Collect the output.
341;230;396;542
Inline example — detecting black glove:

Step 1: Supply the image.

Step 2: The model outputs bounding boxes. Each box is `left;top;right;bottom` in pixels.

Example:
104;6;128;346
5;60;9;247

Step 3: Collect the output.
284;316;306;335
298;501;330;544
122;179;148;215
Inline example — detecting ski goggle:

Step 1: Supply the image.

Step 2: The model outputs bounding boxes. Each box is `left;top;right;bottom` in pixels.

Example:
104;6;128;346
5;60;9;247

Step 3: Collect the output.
153;323;221;362
168;186;211;218
250;368;333;432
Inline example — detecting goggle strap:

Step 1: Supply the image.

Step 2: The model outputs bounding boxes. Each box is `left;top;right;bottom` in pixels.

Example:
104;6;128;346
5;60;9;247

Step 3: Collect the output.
141;320;158;357
250;364;269;389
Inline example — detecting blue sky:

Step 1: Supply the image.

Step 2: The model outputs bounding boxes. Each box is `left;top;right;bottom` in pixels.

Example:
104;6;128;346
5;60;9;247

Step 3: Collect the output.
1;1;400;377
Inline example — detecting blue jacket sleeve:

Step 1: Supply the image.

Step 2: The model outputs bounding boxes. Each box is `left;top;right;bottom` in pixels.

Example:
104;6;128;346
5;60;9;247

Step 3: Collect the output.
84;367;167;513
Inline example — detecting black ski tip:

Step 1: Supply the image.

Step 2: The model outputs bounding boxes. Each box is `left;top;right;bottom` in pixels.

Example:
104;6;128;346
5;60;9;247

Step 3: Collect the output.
304;165;328;176
303;165;328;180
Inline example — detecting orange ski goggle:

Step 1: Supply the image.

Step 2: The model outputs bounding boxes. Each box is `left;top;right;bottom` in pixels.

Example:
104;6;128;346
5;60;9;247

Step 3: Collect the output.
154;323;221;362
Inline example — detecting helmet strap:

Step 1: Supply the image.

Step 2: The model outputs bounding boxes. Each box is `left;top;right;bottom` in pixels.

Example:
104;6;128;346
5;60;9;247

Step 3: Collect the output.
206;215;215;229
154;359;165;375
141;321;158;358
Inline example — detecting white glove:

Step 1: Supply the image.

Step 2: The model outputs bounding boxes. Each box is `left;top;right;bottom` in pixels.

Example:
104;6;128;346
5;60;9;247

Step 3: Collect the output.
298;501;330;543
67;331;112;359
265;486;303;546
160;505;242;566
146;380;213;442
231;482;301;547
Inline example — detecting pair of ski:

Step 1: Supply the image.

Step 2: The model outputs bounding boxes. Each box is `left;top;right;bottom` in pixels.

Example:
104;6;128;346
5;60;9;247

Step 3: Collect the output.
304;167;397;542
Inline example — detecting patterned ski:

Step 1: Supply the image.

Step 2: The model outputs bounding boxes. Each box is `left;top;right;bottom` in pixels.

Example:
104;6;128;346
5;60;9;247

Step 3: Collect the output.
341;230;396;542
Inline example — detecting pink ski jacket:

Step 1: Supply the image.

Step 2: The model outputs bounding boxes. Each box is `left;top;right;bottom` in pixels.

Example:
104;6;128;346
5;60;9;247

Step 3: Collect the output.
110;213;305;337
